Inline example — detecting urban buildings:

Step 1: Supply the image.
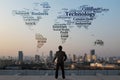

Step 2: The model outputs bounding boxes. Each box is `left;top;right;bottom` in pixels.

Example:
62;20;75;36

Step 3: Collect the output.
0;49;120;70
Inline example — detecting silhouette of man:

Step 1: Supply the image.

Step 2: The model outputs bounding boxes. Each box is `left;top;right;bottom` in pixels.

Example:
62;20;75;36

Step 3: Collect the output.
53;45;67;79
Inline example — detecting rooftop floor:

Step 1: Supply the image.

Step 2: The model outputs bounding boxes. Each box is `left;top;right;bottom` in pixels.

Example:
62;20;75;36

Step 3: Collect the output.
0;75;120;80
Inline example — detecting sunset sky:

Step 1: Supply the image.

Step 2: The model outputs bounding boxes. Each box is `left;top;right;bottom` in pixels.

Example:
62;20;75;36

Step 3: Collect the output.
0;0;120;57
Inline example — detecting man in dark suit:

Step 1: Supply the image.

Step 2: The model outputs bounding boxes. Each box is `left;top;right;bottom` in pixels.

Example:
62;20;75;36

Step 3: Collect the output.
53;45;67;79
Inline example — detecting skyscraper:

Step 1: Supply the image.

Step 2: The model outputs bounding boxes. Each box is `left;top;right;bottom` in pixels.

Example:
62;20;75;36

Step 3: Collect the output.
35;55;40;62
73;54;76;62
91;49;95;55
49;50;53;61
90;49;97;62
18;51;23;64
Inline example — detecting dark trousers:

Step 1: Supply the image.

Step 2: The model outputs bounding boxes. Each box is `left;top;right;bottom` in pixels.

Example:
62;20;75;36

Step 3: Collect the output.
55;63;65;79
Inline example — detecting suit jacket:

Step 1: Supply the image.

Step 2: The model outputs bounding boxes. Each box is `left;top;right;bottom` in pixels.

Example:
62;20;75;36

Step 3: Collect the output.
53;50;67;64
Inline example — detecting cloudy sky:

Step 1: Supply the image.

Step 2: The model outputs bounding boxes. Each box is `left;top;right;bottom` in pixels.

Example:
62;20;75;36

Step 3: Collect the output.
0;0;120;57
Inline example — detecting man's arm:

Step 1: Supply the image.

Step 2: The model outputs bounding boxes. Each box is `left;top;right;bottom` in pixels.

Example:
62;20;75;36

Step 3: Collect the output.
64;52;67;61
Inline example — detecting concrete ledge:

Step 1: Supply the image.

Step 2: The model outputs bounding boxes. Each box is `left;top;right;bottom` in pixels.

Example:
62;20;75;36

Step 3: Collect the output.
0;75;120;80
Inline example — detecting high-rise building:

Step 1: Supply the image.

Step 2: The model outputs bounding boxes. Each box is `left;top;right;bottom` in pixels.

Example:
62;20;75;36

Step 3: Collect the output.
91;49;95;55
18;51;23;64
84;53;87;62
35;55;40;62
78;56;83;62
90;49;97;62
91;55;97;62
49;50;53;61
73;54;76;62
86;54;91;62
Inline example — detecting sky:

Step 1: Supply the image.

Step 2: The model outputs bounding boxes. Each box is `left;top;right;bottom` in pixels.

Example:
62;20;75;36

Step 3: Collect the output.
0;0;120;57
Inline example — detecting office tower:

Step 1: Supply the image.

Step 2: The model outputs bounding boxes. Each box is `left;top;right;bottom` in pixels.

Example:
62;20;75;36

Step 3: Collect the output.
84;53;92;62
49;50;53;61
73;54;76;62
86;54;91;62
91;49;95;55
18;51;23;64
35;55;40;62
90;49;97;62
84;53;87;62
78;56;83;62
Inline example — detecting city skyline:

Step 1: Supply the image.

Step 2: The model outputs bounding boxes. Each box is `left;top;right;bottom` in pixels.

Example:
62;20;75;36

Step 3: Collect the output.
0;0;120;57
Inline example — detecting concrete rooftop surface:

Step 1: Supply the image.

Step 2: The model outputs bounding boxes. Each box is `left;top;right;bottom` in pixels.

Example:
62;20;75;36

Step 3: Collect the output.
0;75;120;80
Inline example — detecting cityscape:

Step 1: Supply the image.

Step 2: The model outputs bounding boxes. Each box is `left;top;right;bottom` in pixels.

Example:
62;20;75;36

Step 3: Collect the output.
0;49;120;70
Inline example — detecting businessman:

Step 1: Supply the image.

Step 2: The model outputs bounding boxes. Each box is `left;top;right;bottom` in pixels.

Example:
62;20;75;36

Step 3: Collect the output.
53;45;67;79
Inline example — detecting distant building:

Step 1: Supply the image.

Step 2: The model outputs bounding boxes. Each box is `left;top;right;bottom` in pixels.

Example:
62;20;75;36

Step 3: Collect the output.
18;51;23;64
117;59;120;63
49;50;53;61
0;59;13;68
72;54;77;62
86;54;91;62
84;53;87;62
90;49;97;62
83;51;97;63
78;56;83;62
91;55;97;62
90;49;95;55
90;62;103;67
35;55;40;62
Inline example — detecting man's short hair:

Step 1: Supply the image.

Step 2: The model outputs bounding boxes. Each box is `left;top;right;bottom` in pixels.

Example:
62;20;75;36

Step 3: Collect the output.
58;45;62;50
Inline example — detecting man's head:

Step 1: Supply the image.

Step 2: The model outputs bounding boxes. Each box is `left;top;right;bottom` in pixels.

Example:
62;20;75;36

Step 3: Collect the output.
58;45;62;51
